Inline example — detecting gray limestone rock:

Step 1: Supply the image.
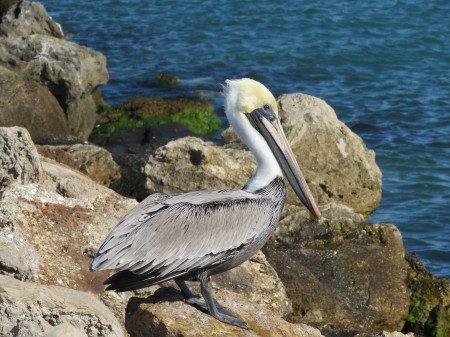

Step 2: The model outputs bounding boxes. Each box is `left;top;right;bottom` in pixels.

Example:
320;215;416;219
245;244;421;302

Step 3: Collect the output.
0;0;64;38
0;127;44;192
0;275;123;337
0;1;108;139
144;136;255;195
43;323;87;337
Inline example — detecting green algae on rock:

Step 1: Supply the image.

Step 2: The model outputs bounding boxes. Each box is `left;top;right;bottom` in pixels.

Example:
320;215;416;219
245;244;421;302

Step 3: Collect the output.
92;96;223;136
403;253;450;337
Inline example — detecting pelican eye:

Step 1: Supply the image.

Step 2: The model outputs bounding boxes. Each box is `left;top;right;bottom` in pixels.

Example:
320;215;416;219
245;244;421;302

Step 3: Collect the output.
263;104;271;111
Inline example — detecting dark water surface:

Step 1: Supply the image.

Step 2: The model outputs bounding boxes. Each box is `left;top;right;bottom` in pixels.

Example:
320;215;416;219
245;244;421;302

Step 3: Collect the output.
41;0;450;278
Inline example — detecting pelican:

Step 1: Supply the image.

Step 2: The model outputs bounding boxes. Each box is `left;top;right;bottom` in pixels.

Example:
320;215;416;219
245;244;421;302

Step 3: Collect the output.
90;78;321;329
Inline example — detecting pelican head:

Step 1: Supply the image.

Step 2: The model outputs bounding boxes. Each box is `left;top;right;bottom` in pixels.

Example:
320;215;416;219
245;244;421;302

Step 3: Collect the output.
224;78;321;219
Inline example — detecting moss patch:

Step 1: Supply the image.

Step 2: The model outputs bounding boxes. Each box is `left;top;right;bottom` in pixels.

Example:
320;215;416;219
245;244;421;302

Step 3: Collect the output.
407;290;431;326
92;98;222;137
425;305;450;337
403;253;450;337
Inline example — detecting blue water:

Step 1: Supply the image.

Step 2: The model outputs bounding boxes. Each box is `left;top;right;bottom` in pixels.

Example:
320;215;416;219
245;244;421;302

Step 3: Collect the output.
41;0;450;278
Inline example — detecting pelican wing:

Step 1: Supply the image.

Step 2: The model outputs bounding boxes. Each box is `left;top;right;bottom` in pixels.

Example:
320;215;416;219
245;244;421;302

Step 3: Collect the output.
90;189;274;279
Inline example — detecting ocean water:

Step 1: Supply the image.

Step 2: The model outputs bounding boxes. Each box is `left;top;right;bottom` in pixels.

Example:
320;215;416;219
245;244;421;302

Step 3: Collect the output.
41;0;449;278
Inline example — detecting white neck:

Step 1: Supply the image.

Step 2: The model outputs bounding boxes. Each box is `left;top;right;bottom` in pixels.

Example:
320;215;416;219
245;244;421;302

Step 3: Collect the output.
224;89;282;192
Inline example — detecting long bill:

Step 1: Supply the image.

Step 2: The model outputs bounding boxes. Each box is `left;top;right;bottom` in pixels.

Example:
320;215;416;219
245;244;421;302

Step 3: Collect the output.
247;108;321;219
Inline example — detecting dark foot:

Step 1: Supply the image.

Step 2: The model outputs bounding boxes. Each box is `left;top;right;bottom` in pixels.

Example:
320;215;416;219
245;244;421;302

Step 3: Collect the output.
176;278;249;329
210;307;250;329
186;295;225;311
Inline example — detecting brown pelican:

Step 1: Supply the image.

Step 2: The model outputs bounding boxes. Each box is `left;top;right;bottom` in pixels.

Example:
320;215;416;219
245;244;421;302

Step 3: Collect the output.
90;78;321;329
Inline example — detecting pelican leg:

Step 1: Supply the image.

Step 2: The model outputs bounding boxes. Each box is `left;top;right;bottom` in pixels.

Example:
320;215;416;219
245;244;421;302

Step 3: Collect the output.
198;273;249;330
175;279;224;311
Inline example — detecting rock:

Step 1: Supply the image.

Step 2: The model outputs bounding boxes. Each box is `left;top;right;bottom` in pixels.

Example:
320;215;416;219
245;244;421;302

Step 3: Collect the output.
212;251;292;318
262;202;410;335
0;204;39;280
0;172;136;289
372;332;414;337
0;0;19;17
223;93;382;217
0;127;44;192
0;2;109;139
43;323;87;337
125;287;324;337
403;252;450;336
91;124;208;200
144;136;254;195
37;143;121;188
155;72;181;85
0;275;123;337
0;0;64;38
0;154;140;323
277;94;382;217
109;151;149;201
34;134;84;146
0;67;70;138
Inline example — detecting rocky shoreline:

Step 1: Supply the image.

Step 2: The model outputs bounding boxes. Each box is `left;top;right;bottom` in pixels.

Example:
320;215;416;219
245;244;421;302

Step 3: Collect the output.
0;2;449;337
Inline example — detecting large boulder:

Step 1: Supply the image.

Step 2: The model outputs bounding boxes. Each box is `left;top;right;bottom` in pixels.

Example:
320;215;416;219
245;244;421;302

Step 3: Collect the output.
0;275;124;337
0;1;108;139
263;202;410;335
0;67;70;138
277;93;382;217
125;287;324;337
0;0;63;37
144;136;254;195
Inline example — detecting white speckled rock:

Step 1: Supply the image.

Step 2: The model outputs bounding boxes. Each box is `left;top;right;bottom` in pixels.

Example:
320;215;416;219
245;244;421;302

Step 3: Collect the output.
0;275;124;337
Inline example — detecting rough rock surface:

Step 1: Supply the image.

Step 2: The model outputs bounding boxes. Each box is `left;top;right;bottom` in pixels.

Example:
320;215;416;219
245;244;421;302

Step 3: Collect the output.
0;169;136;290
0;1;108;139
43;323;87;337
0;275;123;337
125;287;324;337
144;136;255;195
213;251;292;318
278;94;382;217
37;143;121;188
223;93;382;217
0;0;63;37
0;126;43;192
263;202;410;335
372;332;414;337
0;67;70;138
91;123;205;200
